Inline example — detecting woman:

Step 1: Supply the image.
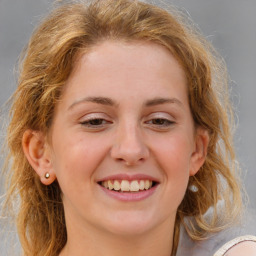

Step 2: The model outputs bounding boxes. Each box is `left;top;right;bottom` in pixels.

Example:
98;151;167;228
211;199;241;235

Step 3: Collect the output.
1;0;256;255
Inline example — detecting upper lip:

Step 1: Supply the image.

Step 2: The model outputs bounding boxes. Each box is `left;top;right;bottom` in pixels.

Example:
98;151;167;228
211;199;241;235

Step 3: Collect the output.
97;174;160;183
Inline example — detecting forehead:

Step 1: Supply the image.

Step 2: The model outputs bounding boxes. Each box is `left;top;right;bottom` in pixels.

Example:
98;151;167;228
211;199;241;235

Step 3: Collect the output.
61;40;188;105
70;40;185;77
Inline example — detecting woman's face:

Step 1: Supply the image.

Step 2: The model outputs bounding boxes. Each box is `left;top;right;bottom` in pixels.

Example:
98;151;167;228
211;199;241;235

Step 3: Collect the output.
47;41;206;236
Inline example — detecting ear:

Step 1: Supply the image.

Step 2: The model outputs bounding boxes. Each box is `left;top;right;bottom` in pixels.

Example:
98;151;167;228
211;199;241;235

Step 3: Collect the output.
189;127;209;176
22;130;56;185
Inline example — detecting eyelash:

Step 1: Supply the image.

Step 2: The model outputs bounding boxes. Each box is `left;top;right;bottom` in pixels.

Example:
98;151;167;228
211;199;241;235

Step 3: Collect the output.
146;118;175;128
80;117;174;131
80;118;111;128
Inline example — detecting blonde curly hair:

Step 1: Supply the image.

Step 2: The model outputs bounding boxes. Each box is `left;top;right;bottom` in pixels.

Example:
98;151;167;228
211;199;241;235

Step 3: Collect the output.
1;0;242;255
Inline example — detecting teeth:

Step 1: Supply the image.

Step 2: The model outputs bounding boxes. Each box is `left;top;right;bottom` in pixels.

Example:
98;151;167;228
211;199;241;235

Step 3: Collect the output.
113;180;120;191
103;181;108;188
101;179;154;192
145;180;150;190
130;180;140;192
120;180;130;191
108;180;114;190
139;180;145;190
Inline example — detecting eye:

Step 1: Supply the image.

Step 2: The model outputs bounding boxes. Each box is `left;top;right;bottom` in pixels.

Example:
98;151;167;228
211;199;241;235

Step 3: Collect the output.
81;118;106;126
79;114;113;130
144;113;175;130
150;118;173;126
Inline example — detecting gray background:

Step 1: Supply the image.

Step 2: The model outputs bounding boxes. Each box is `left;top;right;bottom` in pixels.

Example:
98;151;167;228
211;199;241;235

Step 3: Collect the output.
0;0;255;253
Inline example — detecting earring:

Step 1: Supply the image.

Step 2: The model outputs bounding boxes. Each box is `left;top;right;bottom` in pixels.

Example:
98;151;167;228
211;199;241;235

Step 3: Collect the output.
45;172;50;179
188;184;198;192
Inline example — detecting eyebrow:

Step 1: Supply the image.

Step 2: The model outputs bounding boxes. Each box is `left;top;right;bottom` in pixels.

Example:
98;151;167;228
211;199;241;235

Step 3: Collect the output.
68;96;117;110
144;97;183;107
68;96;183;110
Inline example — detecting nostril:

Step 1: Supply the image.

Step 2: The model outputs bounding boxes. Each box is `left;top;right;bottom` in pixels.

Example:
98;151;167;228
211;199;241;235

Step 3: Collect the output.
110;138;150;165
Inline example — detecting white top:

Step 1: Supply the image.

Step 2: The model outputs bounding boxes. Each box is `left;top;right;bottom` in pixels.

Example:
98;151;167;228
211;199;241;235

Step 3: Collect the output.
213;235;256;256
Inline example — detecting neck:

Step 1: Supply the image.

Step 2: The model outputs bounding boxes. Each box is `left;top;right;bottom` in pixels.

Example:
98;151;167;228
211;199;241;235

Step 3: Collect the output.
60;216;175;256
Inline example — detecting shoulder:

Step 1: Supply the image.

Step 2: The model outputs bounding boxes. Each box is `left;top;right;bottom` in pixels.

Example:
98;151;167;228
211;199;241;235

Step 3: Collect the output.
214;235;256;256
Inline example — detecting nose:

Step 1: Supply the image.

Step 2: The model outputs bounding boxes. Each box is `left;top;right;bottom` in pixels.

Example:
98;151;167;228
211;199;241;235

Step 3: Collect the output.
110;123;149;166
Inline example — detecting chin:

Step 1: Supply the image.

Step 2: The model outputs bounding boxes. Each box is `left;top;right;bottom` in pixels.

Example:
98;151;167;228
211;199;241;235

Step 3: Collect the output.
100;211;159;236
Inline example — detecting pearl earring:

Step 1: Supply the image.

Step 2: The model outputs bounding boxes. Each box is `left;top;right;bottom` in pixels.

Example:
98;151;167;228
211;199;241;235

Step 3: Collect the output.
45;172;50;179
188;184;198;192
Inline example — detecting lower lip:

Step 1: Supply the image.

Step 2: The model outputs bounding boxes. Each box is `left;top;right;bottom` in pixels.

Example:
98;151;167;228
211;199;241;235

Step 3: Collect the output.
99;184;159;202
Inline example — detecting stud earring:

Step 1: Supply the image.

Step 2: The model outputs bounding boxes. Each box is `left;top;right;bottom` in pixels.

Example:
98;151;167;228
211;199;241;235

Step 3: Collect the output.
45;172;50;179
188;184;198;192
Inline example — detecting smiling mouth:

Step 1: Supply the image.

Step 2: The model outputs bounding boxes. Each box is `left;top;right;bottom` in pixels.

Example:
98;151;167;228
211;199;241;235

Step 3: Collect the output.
98;180;158;193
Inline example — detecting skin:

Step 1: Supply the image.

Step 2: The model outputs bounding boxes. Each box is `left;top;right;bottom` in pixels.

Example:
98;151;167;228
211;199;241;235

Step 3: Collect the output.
225;241;256;256
23;41;210;256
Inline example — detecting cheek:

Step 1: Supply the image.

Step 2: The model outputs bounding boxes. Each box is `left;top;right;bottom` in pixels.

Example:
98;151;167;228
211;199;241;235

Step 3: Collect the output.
156;134;192;167
50;133;109;185
147;133;193;214
152;133;193;187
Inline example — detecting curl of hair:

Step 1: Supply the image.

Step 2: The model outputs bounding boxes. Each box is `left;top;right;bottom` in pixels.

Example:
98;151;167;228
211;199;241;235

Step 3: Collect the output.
1;0;242;255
